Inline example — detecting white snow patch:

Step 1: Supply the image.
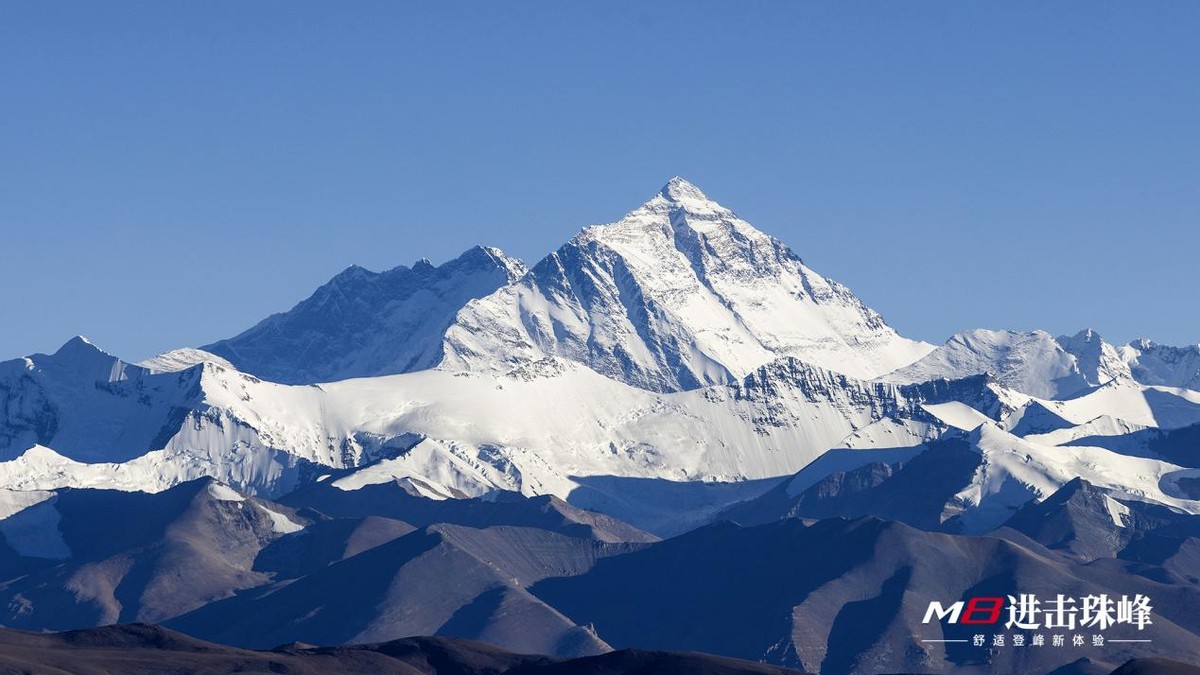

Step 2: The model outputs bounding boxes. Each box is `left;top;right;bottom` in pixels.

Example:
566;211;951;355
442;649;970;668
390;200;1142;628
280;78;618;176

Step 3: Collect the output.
951;424;1200;532
0;497;71;559
207;483;245;502
331;438;503;499
922;402;993;431
0;489;55;520
257;504;303;534
786;446;923;497
1105;495;1130;528
137;348;236;374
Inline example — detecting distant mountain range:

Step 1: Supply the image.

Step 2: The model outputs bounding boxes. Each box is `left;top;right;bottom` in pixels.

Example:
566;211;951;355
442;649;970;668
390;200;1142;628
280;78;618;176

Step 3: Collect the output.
206;178;933;390
3;477;1200;673
1;179;1198;673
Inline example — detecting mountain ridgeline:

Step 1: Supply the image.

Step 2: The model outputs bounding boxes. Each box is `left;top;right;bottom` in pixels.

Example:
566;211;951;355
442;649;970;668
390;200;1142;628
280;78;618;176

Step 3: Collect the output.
204;178;933;391
1;178;1200;674
204;245;527;385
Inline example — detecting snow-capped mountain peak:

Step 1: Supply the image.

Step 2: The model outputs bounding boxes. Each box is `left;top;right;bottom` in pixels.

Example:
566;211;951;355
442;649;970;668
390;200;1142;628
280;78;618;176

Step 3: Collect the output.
53;335;107;361
595;177;766;254
638;175;730;216
42;335;133;384
661;175;708;201
451;245;528;281
138;348;236;374
442;178;933;390
886;329;1089;399
1055;328;1131;387
179;179;932;390
200;246;527;384
888;326;1200;399
1121;338;1200;390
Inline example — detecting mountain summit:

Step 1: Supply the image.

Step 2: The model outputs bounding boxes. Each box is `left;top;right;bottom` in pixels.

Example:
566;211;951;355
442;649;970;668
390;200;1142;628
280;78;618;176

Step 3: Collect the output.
196;179;930;389
886;327;1200;398
657;172;710;201
203;246;526;384
442;178;933;390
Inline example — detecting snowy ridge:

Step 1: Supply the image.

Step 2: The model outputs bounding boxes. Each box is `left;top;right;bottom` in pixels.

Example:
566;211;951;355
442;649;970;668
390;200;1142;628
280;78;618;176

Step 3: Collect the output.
138;348;236;374
0;178;1197;536
204;246;527;384
9;332;1198;532
887;328;1200;400
0;346;955;492
885;329;1090;399
762;418;1200;534
0;341;994;529
1056;328;1132;385
0;337;203;463
952;423;1200;532
442;178;933;391
1122;338;1200;390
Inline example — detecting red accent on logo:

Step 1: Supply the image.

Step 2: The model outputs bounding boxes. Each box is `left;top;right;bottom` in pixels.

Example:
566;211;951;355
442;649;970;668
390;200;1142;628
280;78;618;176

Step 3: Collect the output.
960;597;1005;624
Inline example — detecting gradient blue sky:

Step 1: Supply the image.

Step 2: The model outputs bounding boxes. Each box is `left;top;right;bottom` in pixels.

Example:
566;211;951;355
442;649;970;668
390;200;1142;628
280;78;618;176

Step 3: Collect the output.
2;2;1197;361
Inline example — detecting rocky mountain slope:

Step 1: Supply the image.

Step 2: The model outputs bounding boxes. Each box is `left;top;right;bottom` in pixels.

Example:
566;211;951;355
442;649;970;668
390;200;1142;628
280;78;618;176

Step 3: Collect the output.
1;178;1199;673
204;246;527;384
442;178;932;391
0;480;651;658
6;478;1199;674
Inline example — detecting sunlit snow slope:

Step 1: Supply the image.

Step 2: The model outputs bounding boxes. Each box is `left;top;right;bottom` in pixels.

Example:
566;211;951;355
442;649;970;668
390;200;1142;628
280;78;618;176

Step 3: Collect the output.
1;178;1198;535
443;178;933;391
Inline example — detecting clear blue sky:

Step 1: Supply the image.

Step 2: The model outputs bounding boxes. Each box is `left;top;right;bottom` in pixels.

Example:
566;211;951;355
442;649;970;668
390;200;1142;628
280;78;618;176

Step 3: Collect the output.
1;2;1197;361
